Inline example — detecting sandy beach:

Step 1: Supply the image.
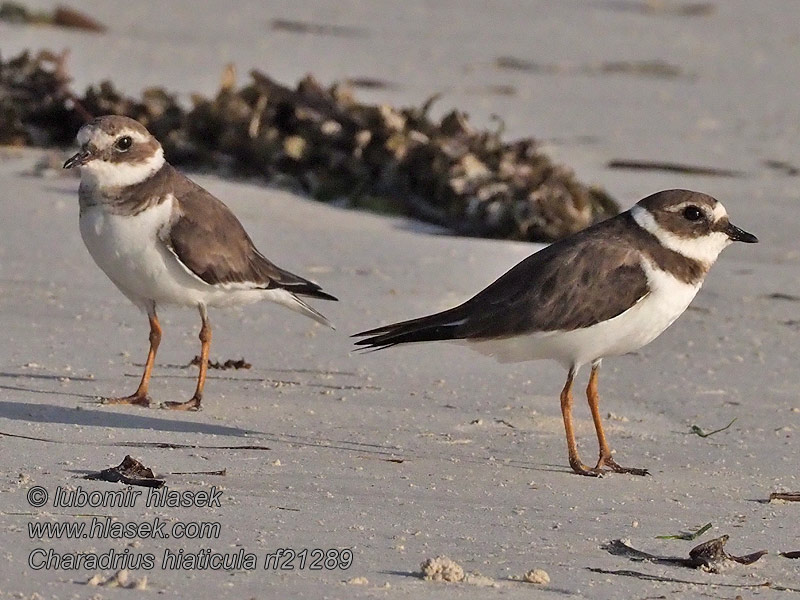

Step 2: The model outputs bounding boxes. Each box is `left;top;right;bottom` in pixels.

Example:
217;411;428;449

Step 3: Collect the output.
1;1;798;598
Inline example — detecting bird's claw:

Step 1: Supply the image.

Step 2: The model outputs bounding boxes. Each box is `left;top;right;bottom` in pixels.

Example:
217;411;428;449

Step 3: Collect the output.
101;394;151;408
597;456;650;476
161;397;202;411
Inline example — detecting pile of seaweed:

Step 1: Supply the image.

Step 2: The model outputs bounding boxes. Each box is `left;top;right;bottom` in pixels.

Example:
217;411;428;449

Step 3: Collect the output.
0;49;618;241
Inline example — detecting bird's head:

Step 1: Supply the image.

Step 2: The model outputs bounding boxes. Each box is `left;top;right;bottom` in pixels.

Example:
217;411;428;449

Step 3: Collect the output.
631;189;758;266
64;115;164;189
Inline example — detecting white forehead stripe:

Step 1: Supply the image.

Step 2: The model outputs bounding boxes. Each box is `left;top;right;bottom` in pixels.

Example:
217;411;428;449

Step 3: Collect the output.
667;199;728;222
711;202;728;220
77;126;150;147
630;205;731;266
76;126;93;146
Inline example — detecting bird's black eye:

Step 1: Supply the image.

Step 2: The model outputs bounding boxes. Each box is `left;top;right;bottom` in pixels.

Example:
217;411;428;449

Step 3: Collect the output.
682;206;703;221
115;136;133;151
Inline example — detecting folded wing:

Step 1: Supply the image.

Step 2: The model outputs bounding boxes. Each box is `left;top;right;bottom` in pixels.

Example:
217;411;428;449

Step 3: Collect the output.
354;220;648;350
165;167;336;302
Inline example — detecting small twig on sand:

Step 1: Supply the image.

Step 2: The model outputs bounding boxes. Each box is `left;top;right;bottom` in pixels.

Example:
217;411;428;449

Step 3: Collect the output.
687;418;736;438
769;491;800;502
607;159;744;178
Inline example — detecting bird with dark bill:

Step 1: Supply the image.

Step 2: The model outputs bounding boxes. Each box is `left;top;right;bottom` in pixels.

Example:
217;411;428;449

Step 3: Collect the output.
354;189;757;476
65;115;337;410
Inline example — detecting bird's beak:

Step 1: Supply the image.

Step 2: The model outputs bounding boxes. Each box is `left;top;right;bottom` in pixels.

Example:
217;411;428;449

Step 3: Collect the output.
723;222;758;243
63;148;94;169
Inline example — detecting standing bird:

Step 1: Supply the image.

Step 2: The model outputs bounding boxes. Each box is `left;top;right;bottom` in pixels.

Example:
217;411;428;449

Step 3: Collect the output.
354;190;757;476
65;115;336;410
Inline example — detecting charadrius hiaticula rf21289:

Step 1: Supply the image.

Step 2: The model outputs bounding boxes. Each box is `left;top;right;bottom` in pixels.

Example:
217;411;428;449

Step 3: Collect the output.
354;190;757;476
65;116;336;410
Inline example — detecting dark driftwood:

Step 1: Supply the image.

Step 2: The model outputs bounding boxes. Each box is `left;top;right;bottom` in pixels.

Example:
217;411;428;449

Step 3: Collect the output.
1;50;619;242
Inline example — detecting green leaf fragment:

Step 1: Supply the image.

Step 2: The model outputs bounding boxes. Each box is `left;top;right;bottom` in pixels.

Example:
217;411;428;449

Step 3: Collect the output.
656;522;713;540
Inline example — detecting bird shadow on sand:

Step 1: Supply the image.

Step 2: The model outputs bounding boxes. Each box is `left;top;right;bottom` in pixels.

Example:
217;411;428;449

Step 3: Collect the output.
0;399;255;437
0;371;95;382
0;382;109;401
0;397;565;467
0;374;570;466
0;372;100;400
0;398;406;458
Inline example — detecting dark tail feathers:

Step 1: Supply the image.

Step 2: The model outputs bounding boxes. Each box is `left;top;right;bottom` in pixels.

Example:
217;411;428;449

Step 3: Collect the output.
353;311;464;350
265;262;338;302
283;282;338;302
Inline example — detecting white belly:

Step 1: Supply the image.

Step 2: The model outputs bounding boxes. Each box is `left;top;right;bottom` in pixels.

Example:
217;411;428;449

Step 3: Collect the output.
467;260;702;368
79;200;269;311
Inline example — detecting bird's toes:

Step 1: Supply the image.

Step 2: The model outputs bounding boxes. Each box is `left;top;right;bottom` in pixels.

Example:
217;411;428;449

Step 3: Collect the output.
581;468;605;478
570;461;605;477
599;457;650;476
101;394;151;408
161;397;202;411
617;466;650;477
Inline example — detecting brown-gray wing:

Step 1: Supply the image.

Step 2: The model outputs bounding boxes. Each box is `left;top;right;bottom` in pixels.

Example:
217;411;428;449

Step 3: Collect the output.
166;171;336;301
458;237;649;338
354;219;648;348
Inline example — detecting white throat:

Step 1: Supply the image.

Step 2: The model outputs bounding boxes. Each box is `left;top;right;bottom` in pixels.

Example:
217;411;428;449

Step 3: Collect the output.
81;147;165;190
631;205;730;265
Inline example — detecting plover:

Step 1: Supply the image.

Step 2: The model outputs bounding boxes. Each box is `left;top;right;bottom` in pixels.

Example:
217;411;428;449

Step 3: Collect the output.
64;115;337;410
354;190;757;476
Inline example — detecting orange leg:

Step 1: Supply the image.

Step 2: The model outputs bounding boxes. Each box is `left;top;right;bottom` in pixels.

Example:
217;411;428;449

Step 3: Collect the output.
586;362;649;476
560;367;600;477
163;306;209;411
103;312;161;408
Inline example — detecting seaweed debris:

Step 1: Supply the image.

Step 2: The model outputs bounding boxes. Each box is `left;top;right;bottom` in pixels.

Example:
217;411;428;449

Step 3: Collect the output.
0;50;619;242
605;536;766;572
84;455;165;488
0;2;105;31
187;355;252;370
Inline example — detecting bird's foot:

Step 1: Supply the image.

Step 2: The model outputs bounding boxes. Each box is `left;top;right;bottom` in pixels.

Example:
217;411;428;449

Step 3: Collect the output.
162;396;202;411
569;459;605;477
101;394;151;408
596;456;649;476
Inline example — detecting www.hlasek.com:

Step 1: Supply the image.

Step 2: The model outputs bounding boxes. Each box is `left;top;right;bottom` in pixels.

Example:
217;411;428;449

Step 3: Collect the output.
25;485;353;571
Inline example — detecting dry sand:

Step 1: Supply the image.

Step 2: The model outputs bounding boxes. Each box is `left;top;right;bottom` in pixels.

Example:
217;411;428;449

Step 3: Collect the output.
1;1;799;598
